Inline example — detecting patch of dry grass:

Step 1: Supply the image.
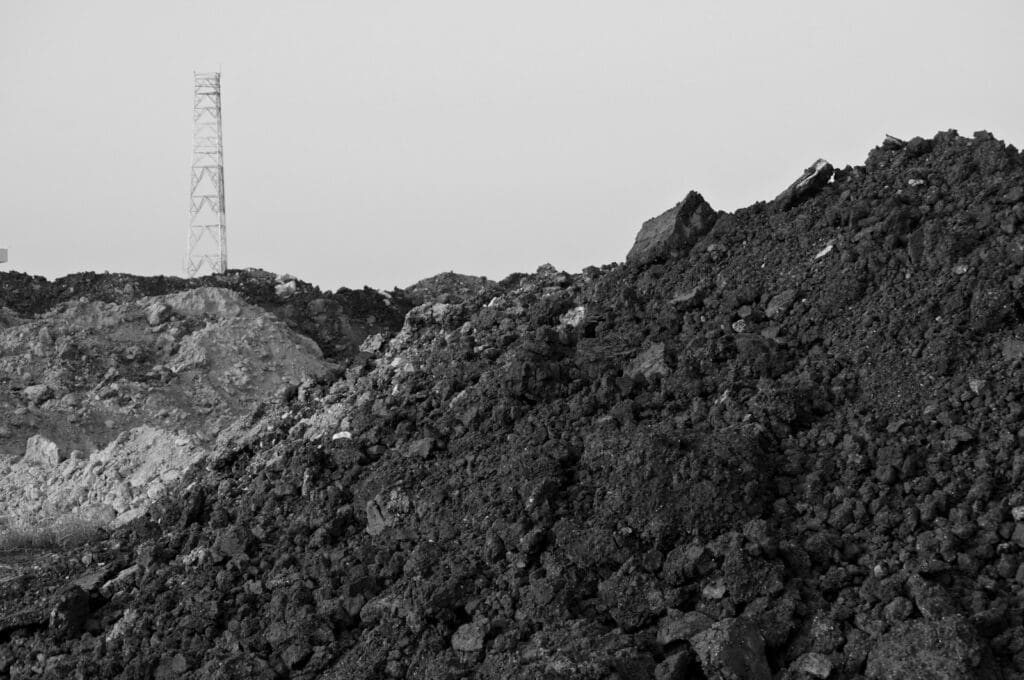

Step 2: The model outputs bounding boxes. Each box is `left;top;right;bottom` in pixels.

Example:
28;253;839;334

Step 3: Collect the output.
0;515;108;552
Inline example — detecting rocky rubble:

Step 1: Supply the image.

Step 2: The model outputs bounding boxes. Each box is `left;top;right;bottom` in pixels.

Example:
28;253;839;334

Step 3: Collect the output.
0;268;412;362
0;426;206;530
0;286;340;532
2;130;1024;679
403;272;498;306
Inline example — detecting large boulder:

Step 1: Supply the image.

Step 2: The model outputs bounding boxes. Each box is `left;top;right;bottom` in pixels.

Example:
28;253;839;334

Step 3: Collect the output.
627;190;717;265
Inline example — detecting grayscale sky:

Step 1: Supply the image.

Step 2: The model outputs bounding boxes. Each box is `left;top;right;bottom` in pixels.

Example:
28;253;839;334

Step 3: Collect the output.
2;1;1023;291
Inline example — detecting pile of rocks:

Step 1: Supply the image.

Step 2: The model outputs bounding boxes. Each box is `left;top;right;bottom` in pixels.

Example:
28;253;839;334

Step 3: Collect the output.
403;272;498;306
1;130;1023;679
0;268;412;362
0;287;343;533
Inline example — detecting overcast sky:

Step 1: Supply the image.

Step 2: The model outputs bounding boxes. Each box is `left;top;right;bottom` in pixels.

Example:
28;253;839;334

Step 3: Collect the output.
2;1;1023;291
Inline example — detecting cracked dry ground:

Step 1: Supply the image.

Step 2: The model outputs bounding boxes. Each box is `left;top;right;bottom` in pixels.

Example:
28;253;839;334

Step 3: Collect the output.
3;130;1024;679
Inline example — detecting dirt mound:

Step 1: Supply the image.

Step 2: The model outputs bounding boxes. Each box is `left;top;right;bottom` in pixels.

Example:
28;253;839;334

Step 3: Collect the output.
405;272;499;305
0;425;205;530
0;268;412;362
3;130;1024;679
0;287;336;533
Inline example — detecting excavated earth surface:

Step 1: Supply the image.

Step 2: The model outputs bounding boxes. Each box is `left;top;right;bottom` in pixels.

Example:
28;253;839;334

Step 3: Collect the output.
0;286;335;532
2;130;1024;679
0;272;408;539
0;268;411;363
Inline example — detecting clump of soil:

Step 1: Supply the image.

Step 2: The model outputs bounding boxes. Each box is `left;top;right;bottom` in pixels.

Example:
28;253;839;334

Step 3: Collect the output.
2;130;1024;679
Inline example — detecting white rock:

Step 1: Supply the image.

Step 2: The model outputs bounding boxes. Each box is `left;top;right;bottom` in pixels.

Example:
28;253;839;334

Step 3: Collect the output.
360;333;386;353
105;608;139;643
559;306;586;328
702;581;727;600
23;384;53;405
792;652;833;678
451;621;487;653
24;434;64;466
275;280;297;298
145;302;172;326
181;546;209;567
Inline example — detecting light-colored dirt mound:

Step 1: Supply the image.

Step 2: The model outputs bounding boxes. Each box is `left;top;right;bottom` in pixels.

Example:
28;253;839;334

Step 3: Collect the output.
0;286;335;529
0;425;204;530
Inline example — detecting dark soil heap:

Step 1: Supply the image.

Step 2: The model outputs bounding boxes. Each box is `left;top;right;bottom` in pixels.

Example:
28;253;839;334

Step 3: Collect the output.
403;272;498;306
3;130;1024;679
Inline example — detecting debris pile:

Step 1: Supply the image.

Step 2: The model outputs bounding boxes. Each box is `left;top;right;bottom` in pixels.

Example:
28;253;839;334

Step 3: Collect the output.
403;272;498;306
0;280;401;534
0;268;412;362
1;130;1024;679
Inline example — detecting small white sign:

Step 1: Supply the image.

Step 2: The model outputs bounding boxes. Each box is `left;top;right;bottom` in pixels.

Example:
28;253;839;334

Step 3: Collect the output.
0;248;7;263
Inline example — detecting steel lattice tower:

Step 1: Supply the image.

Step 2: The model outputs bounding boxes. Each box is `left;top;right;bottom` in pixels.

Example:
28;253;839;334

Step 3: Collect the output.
186;72;227;277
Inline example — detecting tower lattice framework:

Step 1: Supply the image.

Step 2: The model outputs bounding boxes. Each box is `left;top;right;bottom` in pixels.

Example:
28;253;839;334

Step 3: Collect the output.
187;72;227;277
